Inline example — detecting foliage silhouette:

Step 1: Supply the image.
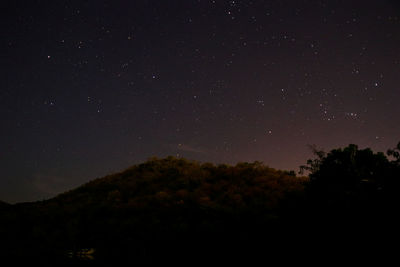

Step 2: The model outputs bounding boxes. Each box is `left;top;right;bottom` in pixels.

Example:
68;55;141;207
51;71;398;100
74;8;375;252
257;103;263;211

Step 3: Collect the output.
387;141;400;164
302;143;400;195
1;145;400;264
300;143;400;234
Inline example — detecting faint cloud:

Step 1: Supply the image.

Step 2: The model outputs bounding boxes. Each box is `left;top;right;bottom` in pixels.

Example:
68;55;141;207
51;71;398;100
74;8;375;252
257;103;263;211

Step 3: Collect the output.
169;143;209;154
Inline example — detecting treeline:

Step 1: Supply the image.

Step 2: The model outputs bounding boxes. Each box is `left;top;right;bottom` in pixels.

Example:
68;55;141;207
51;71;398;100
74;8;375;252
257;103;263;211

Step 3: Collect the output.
301;143;400;217
1;143;400;264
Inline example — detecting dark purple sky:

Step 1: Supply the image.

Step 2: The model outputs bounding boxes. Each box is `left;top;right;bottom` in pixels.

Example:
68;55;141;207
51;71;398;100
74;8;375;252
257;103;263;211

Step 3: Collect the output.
1;0;400;203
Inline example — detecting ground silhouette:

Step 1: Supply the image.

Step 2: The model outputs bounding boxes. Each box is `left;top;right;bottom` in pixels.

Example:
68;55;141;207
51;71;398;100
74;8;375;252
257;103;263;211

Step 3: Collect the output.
1;144;400;265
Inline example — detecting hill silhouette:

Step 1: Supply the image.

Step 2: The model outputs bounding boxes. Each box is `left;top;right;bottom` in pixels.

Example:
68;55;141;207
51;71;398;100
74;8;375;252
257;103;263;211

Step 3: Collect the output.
0;157;308;264
1;144;400;265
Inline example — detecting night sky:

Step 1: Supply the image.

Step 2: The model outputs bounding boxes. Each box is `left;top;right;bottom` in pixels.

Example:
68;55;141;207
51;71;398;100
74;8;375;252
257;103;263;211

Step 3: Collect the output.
1;0;400;203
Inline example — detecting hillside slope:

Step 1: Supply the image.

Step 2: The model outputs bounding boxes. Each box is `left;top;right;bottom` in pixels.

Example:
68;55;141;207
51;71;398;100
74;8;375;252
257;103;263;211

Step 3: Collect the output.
53;156;307;210
0;157;308;264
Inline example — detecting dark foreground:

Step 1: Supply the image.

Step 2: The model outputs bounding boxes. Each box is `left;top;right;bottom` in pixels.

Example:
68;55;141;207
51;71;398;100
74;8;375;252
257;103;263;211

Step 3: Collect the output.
2;146;400;265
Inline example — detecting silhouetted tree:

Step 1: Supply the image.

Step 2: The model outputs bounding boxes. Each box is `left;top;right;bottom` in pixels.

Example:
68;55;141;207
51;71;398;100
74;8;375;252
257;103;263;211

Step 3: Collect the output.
299;144;326;175
387;141;400;164
300;143;400;231
302;144;395;193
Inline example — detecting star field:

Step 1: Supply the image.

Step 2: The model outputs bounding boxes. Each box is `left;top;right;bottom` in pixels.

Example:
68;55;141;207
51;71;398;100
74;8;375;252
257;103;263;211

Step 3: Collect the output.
1;0;400;202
